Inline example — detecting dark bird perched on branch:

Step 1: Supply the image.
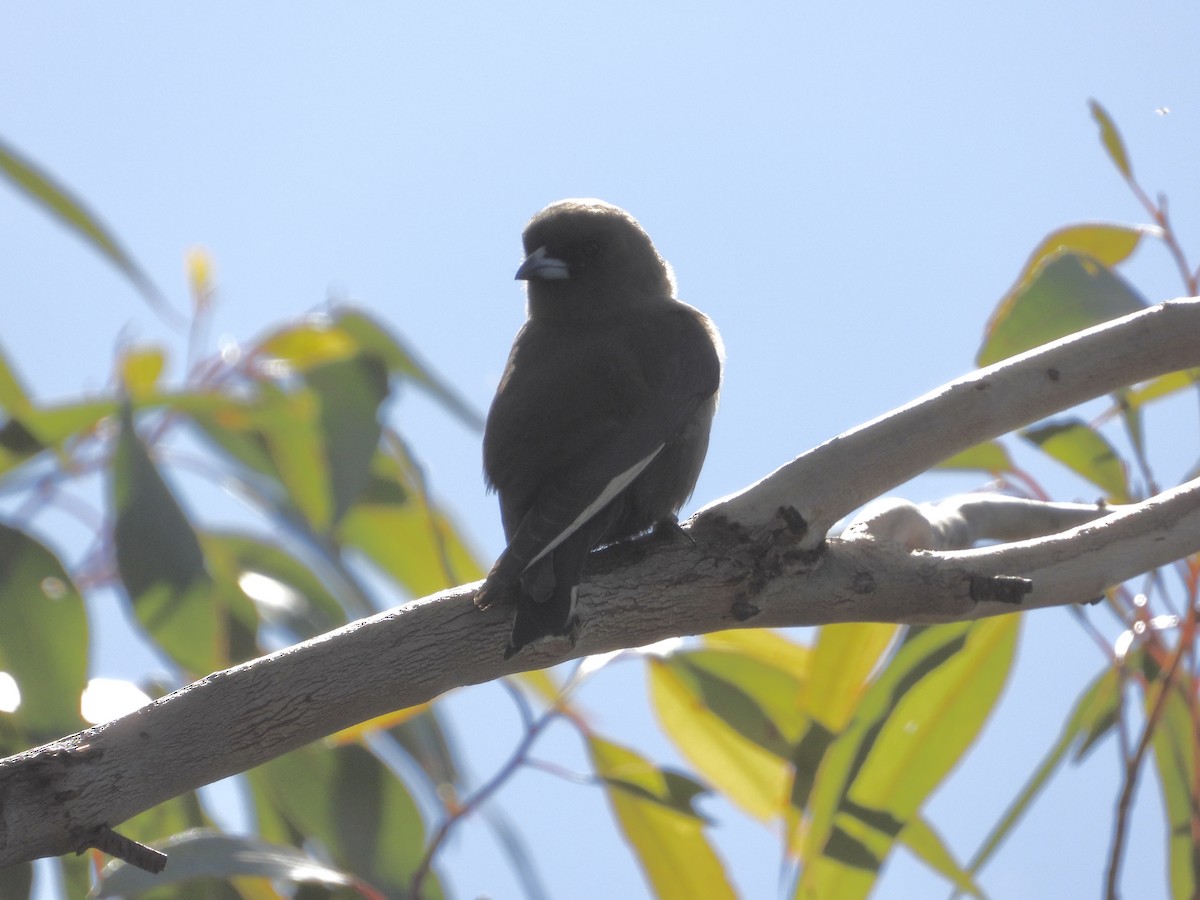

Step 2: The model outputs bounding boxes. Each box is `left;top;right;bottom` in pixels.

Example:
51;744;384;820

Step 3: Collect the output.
476;199;722;658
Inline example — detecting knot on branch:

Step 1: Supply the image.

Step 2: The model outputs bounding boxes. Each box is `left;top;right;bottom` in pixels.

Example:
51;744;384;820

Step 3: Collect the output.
969;574;1033;605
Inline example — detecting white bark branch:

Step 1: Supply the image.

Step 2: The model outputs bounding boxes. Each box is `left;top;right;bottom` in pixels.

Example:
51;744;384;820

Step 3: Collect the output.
2;297;1199;870
713;297;1200;542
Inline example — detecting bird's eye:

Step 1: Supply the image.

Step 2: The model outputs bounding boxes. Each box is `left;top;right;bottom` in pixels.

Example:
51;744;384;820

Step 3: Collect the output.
582;240;601;259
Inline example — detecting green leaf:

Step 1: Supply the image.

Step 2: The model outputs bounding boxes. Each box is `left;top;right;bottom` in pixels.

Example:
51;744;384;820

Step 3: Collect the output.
589;735;736;900
978;251;1147;367
935;441;1013;474
1148;677;1198;900
1021;419;1129;502
118;346;168;400
112;404;230;675
183;385;301;491
203;531;347;639
1012;223;1148;297
900;816;985;898
965;664;1119;878
798;619;1018;899
257;319;359;370
703;628;811;672
335;308;485;431
338;446;485;596
260;386;333;531
0;135;179;324
677;648;809;748
116;789;210;852
0;396;117;479
249;742;435;897
303;356;389;525
0;524;88;740
1089;99;1133;181
0;343;34;417
385;706;461;794
92;828;362;898
649;654;794;821
1122;369;1200;409
807;624;899;733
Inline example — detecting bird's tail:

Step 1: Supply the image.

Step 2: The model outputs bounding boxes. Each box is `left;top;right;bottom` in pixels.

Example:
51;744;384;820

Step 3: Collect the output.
504;576;578;660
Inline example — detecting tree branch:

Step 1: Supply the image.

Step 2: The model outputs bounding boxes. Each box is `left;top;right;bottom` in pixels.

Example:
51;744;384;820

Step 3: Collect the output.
2;297;1199;870
714;297;1200;543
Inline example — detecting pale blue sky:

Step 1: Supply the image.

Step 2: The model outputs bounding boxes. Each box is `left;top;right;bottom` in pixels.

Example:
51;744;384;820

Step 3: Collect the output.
3;3;1198;897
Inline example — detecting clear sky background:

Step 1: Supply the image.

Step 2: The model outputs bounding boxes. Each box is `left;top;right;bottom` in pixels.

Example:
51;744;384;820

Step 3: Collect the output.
3;3;1199;898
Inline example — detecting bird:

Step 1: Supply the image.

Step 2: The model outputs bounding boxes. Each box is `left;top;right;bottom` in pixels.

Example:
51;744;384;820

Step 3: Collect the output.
476;198;722;658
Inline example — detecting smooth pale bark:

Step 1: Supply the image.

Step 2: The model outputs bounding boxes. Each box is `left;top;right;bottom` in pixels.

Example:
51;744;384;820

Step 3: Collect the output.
2;297;1199;870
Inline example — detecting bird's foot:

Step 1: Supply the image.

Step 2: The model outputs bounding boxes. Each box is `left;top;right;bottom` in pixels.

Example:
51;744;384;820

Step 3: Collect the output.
653;515;695;546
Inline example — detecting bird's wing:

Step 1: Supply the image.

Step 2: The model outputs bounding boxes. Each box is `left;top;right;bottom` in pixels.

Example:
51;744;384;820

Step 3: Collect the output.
485;305;720;586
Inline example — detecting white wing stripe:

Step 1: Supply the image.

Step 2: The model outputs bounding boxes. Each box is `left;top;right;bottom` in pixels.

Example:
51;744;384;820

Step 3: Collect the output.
526;445;665;568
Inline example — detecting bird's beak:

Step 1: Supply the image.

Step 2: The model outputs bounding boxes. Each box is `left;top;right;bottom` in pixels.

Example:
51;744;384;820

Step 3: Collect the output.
515;245;570;281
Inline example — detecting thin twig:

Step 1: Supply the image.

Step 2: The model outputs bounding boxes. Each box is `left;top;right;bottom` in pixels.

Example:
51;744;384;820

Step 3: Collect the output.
1104;636;1188;899
406;702;561;899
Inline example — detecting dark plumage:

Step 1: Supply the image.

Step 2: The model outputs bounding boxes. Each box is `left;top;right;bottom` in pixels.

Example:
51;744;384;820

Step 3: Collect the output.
476;199;722;658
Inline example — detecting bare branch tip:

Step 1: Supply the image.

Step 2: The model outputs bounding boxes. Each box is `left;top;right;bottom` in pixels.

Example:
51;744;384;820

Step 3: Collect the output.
80;825;167;874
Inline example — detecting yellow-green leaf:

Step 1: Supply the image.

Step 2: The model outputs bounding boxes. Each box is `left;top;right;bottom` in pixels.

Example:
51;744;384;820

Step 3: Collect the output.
1122;369;1200;409
249;742;435;897
1149;674;1197;900
589;735;735;900
649;656;791;821
1021;419;1129;502
303;357;389;524
966;664;1120;878
112;404;232;675
1089;99;1133;181
798;619;1018;898
935;441;1013;474
119;346;167;400
0;135;179;324
978;251;1146;367
851;619;1018;822
338;447;485;596
704;627;810;672
257;320;359;371
0;344;33;417
0;524;88;740
900;816;984;898
807;623;899;733
335;308;484;431
260;387;331;530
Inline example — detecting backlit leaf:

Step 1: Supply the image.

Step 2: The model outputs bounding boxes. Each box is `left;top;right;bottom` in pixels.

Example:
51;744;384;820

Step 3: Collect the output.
1089;99;1133;180
978;251;1146;367
249;742;434;897
0;135;179;324
1022;419;1129;502
1148;672;1198;900
900;816;984;898
965;664;1120;878
336;308;484;431
339;447;485;596
798;619;1018;898
112;404;227;675
0;524;88;740
649;655;791;821
93;829;361;898
935;441;1012;474
589;735;735;900
807;623;899;733
118;347;167;400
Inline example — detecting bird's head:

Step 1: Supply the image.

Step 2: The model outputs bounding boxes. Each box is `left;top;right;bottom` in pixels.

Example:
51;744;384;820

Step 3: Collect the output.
517;199;676;320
